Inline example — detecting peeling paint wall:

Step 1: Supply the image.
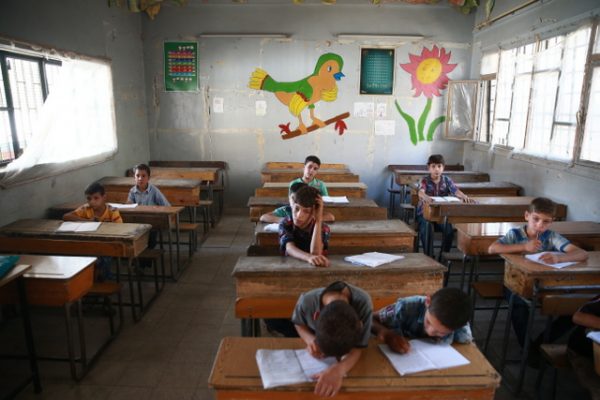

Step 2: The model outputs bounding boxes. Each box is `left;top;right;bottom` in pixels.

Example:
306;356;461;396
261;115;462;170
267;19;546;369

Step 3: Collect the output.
142;3;474;206
468;0;600;221
0;0;150;227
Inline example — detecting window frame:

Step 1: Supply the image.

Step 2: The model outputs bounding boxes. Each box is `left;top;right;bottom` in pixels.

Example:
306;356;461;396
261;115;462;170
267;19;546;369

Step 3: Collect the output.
0;50;62;166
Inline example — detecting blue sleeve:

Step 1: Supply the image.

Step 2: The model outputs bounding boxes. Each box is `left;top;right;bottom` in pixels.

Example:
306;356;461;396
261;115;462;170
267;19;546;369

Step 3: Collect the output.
550;231;571;252
498;229;517;245
446;176;458;195
128;187;136;204
154;188;171;206
452;323;473;344
278;219;295;254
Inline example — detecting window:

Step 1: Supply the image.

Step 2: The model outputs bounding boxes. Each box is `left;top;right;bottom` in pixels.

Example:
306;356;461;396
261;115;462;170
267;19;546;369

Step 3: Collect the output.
475;20;600;168
0;52;61;164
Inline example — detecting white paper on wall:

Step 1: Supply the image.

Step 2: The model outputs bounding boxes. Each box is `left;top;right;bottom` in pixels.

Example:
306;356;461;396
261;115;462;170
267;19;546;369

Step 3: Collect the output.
353;102;374;118
213;97;224;113
256;100;267;116
375;120;395;136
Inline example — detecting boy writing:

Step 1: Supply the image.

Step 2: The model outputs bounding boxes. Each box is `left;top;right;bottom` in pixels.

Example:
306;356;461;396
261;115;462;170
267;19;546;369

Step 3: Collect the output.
279;185;330;267
488;197;588;348
260;182;334;223
372;287;472;354
416;154;472;254
292;281;372;397
289;155;329;196
63;182;123;281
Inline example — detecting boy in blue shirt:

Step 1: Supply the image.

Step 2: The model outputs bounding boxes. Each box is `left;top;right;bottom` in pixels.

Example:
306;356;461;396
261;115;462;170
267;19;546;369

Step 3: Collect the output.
416;154;472;254
372;287;472;354
288;155;329;196
488;197;588;348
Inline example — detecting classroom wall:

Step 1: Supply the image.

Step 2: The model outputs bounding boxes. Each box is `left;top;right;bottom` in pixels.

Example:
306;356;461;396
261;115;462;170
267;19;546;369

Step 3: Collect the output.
142;2;475;206
0;0;150;226
467;0;600;221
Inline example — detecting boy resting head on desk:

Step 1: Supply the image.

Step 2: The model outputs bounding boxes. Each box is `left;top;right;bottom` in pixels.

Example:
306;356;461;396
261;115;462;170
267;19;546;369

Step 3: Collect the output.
259;181;335;223
372;287;472;354
293;281;373;397
289;155;329;196
416;154;473;253
63;182;122;281
279;185;330;267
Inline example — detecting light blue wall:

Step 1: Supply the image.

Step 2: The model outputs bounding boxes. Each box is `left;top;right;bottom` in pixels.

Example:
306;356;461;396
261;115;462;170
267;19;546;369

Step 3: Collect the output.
0;0;150;226
142;2;475;206
466;0;600;221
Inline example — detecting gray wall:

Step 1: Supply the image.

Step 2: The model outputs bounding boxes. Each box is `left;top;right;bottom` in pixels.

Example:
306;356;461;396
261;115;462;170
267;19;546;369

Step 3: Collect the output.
0;0;150;226
467;0;600;221
142;2;475;206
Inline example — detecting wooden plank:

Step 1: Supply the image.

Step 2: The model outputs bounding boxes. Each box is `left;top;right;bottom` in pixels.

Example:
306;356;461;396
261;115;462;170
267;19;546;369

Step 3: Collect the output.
393;170;489;186
149;160;226;169
387;164;464;172
261;169;359;183
247;197;386;222
255;220;415;253
209;337;500;398
422;197;567;224
256;182;367;198
457;221;600;256
502;252;600;298
0;219;150;258
266;162;347;170
97;176;201;206
409;181;522;206
149;167;219;182
233;254;445;318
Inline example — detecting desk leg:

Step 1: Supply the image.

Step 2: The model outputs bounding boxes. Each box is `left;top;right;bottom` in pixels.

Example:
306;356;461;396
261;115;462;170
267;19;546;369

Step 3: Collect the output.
425;221;434;257
117;258;138;321
175;213;181;277
64;301;78;380
438;216;449;261
17;278;41;393
135;259;144;316
500;292;515;373
157;230;165;292
466;255;479;295
513;290;537;395
241;319;253;337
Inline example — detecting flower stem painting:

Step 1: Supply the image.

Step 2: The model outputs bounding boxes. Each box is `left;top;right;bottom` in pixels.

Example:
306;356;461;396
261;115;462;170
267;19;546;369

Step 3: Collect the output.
396;46;457;145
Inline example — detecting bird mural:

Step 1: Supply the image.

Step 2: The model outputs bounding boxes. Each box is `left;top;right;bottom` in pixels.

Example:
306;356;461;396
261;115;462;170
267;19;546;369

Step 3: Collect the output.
248;53;349;140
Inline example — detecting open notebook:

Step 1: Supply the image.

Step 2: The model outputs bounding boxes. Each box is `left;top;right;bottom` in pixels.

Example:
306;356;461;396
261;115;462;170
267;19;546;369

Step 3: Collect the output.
430;196;461;202
56;222;101;232
256;349;336;389
322;196;349;204
379;339;470;376
345;252;404;268
525;252;578;269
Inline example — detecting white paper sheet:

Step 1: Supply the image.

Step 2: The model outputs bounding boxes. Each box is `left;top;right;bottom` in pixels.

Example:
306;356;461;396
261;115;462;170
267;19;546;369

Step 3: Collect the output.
374;120;395;136
376;103;387;118
430;196;461;202
344;252;405;268
379;340;470;376
295;349;337;379
256;349;336;389
108;203;138;209
56;222;101;232
255;100;267;117
353;102;374;118
263;223;279;233
213;97;224;113
586;331;600;344
524;252;578;269
322;196;349;204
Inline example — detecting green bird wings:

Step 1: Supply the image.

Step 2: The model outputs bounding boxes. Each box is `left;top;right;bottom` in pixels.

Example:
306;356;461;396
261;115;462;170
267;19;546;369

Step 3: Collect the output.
248;68;313;116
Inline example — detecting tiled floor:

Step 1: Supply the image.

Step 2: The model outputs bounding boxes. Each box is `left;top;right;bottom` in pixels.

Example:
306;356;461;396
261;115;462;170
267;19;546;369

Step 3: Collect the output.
0;209;592;399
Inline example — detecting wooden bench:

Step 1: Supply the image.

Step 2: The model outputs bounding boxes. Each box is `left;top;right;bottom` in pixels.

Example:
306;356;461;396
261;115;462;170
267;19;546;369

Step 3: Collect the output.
261;168;359;183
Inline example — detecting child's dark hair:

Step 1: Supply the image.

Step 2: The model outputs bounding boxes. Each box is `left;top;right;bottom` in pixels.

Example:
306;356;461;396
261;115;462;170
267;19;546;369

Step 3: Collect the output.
133;163;151;177
529;197;556;216
315;300;362;359
305;155;321;166
289;182;308;194
427;154;445;166
428;288;471;331
84;182;105;196
292;186;319;208
319;281;351;304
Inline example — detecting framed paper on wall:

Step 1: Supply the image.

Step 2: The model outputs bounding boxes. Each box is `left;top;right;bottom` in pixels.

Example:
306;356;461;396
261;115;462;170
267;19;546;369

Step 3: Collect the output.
164;41;198;92
360;48;394;95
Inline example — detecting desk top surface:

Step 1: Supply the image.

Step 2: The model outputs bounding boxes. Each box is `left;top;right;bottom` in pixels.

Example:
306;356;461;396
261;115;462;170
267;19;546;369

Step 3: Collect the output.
50;202;185;215
209;337;500;391
456;221;600;238
263;182;367;189
152;167;219;173
411;181;521;190
255;220;415;236
502;252;600;275
233;253;445;276
0;219;151;241
247;197;378;208
393;169;487;175
98;176;202;188
17;255;96;280
262;168;352;174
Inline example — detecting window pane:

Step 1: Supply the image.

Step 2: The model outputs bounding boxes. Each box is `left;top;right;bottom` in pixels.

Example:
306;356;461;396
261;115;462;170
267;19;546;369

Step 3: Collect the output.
516;44;534;74
548;125;575;160
535;37;563;71
555;27;590;123
481;52;499;75
492;120;509;146
0;110;15;162
0;68;6;108
594;26;600;54
581;67;600;163
494;49;516;120
526;71;559;156
508;75;531;149
45;63;61;94
7;57;44;150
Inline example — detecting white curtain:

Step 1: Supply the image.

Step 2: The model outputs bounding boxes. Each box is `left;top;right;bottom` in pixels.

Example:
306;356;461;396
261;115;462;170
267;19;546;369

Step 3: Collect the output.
0;58;117;188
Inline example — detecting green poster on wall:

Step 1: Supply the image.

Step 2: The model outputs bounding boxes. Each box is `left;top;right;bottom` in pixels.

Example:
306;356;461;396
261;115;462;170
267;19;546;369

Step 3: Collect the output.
164;41;198;92
360;48;394;95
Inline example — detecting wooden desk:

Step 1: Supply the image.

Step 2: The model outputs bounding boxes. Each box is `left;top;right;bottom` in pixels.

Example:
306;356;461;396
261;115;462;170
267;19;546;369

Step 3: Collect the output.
393;169;489;186
0;263;41;396
261;169;359;183
209;337;501;399
266;162;347;170
147;167;219;183
254;220;416;254
409;181;522;206
48;203;185;279
457;221;600;256
97;176;201;206
256;182;367;198
500;252;600;394
233;254;445;336
0;219;150;321
248;197;387;222
149;160;226;170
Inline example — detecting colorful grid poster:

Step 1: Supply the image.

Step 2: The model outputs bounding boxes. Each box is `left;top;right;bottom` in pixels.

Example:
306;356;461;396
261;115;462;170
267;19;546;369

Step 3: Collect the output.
164;41;198;92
